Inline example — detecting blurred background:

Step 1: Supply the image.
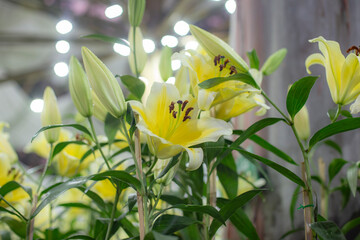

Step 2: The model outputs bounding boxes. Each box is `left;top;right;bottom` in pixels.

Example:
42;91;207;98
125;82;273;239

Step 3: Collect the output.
1;0;360;239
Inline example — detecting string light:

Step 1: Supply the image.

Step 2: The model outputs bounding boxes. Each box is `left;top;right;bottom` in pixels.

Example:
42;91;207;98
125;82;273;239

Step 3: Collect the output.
143;39;156;53
225;0;236;14
113;43;130;56
171;60;181;71
54;62;69;77
56;20;73;34
174;21;190;36
30;99;44;113
161;35;178;48
55;40;70;54
105;4;123;19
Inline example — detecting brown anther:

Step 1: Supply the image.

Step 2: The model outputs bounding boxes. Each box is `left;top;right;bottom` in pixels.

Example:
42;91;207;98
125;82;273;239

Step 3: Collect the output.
224;59;230;68
347;45;360;56
213;55;219;66
185;107;194;116
182;100;189;111
76;133;82;141
220;55;225;59
183;115;191;122
177;100;183;105
169;101;175;113
172;111;177;119
229;65;237;75
219;64;224;71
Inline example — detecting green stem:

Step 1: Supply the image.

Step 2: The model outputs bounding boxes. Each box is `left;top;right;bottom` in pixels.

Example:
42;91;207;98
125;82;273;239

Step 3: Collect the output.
146;157;158;176
0;194;28;222
149;184;163;220
36;143;53;194
105;185;121;240
88;117;111;170
132;26;140;78
332;104;342;123
261;91;292;124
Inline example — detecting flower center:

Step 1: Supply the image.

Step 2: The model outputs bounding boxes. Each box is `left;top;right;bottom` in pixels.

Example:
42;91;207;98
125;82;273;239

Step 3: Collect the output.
213;54;238;75
166;99;193;139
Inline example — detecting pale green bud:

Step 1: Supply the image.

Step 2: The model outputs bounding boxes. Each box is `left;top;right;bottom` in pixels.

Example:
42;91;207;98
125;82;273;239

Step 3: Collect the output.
128;0;145;27
129;27;147;75
91;90;108;122
69;56;93;117
294;105;311;140
159;46;172;81
153;158;179;186
41;87;62;143
189;25;249;73
81;47;126;118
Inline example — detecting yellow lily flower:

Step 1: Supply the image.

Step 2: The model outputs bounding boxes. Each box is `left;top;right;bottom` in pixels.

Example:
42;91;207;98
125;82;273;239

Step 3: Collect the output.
54;141;96;177
130;83;232;171
173;49;266;117
214;93;268;121
0;122;18;164
0;153;28;207
306;36;360;105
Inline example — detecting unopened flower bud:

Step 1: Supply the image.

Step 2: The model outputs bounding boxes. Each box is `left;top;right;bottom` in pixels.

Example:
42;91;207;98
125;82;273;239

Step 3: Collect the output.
81;47;126;118
41;87;62;143
159;46;172;81
128;0;145;27
69;56;93;117
91;90;108;122
153;158;179;186
129;27;147;75
294;105;311;140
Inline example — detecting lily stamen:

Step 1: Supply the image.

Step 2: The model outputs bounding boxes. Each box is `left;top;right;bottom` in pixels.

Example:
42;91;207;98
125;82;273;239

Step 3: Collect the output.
172;111;177;119
182;100;189;111
346;45;360;56
169;101;175;113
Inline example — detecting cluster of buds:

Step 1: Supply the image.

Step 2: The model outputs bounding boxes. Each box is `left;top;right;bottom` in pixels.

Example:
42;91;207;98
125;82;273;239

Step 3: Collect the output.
213;55;237;75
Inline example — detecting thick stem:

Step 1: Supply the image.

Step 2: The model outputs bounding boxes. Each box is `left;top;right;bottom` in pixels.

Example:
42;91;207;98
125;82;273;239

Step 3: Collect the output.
88;117;111;170
105;185;121;240
26;195;37;240
301;163;313;240
36;143;53;194
318;158;328;219
120;116;147;239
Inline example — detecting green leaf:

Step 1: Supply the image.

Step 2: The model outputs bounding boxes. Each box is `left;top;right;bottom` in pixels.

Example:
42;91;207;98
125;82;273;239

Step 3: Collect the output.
347;164;358;197
104;113;121;146
328;158;348;183
119;75;146;101
0;181;32;201
153;204;225;225
279;228;304;240
217;155;238;199
0;207;22;219
209;189;262;238
286;76;318;119
217;198;260;240
82;34;128;46
211;118;284;174
198;72;260;90
309;118;360;150
156;154;180;180
145;231;178;240
342;216;360;234
152;214;199;234
341;110;353;118
239;149;305;187
310;221;346;240
32;124;93;142
76;187;108;215
203;137;225;164
160;195;187;205
327;108;337;121
125;103;136;139
234;130;297;165
261;48;287;75
324;140;343;156
290;185;301;228
58;202;102;214
1;217;26;238
91;170;141;191
52;141;88;158
119;217;139;237
247;49;260;69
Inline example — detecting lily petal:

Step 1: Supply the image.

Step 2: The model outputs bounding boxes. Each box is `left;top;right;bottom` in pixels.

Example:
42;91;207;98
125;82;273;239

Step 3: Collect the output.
305;53;325;74
339;53;360;104
185;147;203;171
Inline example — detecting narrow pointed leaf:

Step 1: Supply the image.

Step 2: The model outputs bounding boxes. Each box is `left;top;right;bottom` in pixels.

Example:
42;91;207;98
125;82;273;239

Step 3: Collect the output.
0;181;32;201
324;140;343;156
82;34;128;46
198;73;260;90
286;76;318;119
209;190;262;238
118;75;145;101
247;49;260;69
261;48;287;75
341;216;360;234
217;154;238;199
310;221;346;240
52;141;88;158
309;118;360;149
290;185;301;228
239;149;305;187
328;158;348;183
152;214;200;234
347;164;358;197
32;124;93;142
104;113;121;146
